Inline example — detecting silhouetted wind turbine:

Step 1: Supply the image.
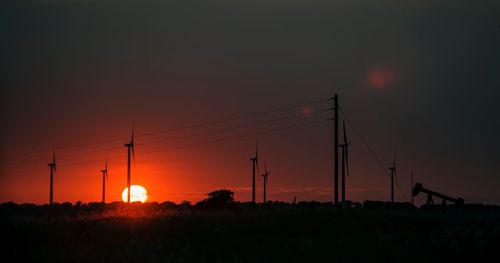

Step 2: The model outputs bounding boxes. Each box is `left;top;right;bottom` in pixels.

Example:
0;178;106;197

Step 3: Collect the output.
411;168;414;205
339;120;351;208
389;152;396;203
332;94;339;206
101;157;108;204
250;141;259;204
262;163;270;203
124;124;135;203
48;149;56;206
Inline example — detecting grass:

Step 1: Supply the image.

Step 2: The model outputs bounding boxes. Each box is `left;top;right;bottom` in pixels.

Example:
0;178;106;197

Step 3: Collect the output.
2;203;500;262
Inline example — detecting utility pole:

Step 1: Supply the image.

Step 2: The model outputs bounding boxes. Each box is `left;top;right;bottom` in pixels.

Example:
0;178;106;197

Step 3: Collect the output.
333;94;339;206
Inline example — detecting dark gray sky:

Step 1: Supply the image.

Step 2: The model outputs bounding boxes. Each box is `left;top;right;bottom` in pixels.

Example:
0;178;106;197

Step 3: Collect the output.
1;0;499;204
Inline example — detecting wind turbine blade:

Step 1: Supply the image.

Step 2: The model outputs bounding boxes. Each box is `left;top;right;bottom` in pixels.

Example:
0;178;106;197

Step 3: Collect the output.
256;140;260;168
255;140;259;159
256;158;260;177
346;147;350;177
343;120;351;177
53;149;56;174
104;152;108;171
132;145;136;169
131;121;135;144
393;152;396;173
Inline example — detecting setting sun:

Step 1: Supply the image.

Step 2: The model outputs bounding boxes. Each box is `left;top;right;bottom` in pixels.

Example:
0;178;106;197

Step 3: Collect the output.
121;185;148;203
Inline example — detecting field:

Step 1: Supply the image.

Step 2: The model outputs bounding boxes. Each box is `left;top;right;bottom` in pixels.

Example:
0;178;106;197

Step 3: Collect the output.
2;202;500;262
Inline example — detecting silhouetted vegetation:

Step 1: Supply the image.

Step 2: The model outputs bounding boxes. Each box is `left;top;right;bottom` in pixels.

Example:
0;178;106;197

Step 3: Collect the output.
2;198;500;262
196;189;236;210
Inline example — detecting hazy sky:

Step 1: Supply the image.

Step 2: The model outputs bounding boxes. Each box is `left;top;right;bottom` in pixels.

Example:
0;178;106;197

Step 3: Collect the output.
1;0;499;205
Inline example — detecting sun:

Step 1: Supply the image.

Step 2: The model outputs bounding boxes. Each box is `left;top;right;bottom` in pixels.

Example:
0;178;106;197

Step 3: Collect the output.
122;185;148;203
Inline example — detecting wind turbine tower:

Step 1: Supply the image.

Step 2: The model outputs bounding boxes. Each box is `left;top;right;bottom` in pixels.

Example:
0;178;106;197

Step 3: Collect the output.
389;153;396;203
48;150;56;205
411;169;414;205
101;158;108;203
333;94;339;206
339;120;351;208
250;142;259;204
262;165;270;203
124;124;135;203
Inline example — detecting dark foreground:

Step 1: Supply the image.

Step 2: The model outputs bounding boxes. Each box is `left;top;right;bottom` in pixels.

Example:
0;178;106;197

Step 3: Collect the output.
2;202;500;262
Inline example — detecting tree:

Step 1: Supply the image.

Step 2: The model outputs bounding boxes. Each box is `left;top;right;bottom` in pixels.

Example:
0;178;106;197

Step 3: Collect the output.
207;189;234;204
196;189;235;209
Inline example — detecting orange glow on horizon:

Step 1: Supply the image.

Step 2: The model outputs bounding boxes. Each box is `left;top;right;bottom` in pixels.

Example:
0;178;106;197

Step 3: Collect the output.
0;117;382;205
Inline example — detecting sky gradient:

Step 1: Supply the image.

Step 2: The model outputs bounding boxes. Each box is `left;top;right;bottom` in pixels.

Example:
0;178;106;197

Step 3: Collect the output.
1;0;499;205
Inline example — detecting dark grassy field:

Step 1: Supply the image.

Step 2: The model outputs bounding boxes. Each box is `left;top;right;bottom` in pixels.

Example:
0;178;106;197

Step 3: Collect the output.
2;202;500;262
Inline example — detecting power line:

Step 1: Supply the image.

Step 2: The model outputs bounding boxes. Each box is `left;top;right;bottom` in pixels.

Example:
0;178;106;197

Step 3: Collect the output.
138;109;329;147
0;136;128;160
140;119;327;156
138;97;330;138
339;107;388;173
0;153;126;176
0;145;123;167
0;109;329;168
1;119;327;175
0;97;330;159
340;107;411;202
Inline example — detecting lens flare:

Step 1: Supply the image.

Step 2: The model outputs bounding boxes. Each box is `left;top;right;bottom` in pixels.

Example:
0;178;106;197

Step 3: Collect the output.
368;69;393;88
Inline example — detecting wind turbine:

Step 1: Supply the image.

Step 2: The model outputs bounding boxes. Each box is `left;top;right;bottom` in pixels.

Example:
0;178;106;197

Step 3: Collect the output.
411;168;414;205
339;120;351;208
101;157;108;204
48;149;56;206
262;164;270;203
124;124;135;203
250;141;259;204
389;152;396;203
